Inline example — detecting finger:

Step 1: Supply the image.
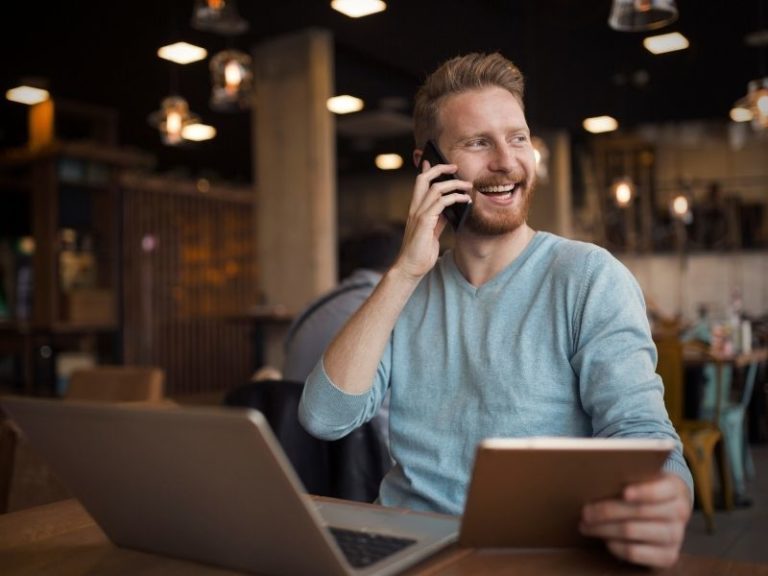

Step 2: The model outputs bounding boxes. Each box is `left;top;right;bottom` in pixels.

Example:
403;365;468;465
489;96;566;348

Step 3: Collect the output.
624;473;690;504
579;518;686;546
605;539;681;569
583;496;690;524
410;173;469;221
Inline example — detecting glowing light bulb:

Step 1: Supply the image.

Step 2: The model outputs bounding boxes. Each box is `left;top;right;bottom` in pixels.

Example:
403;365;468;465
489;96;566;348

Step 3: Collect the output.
166;110;183;142
224;60;242;94
614;181;633;206
671;195;689;217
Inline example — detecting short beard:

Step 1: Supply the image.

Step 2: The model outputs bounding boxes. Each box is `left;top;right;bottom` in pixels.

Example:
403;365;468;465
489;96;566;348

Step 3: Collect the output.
464;179;535;236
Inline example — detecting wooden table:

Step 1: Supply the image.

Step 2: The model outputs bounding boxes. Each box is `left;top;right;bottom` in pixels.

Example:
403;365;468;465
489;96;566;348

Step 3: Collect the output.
1;499;766;575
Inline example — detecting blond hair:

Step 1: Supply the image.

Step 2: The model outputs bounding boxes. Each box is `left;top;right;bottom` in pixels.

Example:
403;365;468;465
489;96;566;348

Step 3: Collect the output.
413;52;525;148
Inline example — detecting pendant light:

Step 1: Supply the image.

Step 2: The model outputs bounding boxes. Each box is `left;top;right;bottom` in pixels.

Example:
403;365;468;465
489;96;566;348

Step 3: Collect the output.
732;3;768;131
191;0;249;36
608;0;678;32
148;96;199;145
209;49;253;111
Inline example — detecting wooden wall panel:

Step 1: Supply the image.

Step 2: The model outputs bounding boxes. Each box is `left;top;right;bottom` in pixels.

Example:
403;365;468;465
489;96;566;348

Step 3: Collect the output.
121;175;256;396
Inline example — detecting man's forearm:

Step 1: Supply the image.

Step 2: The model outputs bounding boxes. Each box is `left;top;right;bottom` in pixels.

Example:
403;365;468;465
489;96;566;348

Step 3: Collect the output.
323;265;421;394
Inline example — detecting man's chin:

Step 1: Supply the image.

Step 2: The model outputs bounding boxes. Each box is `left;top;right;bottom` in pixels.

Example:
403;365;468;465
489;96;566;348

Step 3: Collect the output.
463;208;529;236
464;183;535;236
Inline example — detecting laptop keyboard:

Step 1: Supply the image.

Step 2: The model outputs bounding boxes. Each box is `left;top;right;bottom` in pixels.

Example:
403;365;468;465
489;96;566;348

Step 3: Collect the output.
328;527;417;568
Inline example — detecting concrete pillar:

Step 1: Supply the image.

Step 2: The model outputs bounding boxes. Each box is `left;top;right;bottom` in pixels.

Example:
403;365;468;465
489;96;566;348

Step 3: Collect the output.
252;29;337;312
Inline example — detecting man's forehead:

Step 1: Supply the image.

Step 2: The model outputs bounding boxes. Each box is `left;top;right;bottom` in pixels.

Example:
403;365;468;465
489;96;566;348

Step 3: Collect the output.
436;88;528;135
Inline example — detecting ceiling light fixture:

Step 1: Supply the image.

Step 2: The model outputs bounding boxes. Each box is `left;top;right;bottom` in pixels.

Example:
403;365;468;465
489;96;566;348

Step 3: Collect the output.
147;96;200;145
733;78;768;130
6;85;50;105
181;123;217;142
732;0;768;132
375;153;403;170
327;95;364;114
729;104;754;123
583;115;619;133
643;32;689;55
191;0;249;35
210;49;253;112
608;0;678;32
157;42;208;65
331;0;387;18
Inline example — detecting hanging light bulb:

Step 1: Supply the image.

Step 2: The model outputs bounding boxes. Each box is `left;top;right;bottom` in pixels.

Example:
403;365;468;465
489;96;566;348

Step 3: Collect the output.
733;78;768;131
608;0;678;32
210;50;253;112
750;77;768;130
612;177;634;207
191;0;249;35
670;193;692;224
147;96;200;145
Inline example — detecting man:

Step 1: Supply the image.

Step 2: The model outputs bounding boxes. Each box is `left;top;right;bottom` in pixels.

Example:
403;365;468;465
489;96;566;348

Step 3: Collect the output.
299;52;692;568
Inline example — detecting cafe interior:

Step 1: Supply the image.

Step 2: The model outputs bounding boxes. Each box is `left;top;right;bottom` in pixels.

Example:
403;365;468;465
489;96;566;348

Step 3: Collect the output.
1;0;768;573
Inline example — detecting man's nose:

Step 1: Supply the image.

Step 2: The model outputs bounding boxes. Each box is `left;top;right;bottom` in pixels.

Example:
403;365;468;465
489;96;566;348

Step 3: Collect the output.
488;145;519;172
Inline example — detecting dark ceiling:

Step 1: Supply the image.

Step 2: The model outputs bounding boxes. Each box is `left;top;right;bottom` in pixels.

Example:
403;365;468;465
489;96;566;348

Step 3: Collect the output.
1;0;765;183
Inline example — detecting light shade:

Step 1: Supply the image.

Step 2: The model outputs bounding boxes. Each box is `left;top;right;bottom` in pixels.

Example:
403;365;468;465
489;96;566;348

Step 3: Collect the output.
6;85;50;105
182;123;217;142
375;153;403;170
583;115;619;133
157;42;208;65
327;95;364;114
643;32;689;55
331;0;387;18
608;0;678;32
210;50;253;112
147;96;200;145
191;0;249;35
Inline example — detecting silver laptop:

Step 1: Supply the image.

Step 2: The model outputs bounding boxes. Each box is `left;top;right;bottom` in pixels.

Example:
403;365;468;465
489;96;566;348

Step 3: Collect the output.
1;396;458;576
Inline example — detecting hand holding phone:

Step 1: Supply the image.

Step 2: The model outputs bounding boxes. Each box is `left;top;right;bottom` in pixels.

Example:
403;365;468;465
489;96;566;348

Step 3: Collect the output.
419;139;471;230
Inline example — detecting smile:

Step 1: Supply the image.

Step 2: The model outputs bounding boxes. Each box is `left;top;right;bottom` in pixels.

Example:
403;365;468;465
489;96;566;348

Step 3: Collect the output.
476;183;519;198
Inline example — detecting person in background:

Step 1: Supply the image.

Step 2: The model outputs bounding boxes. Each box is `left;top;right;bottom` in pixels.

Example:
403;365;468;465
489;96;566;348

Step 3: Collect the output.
299;52;692;568
283;224;403;446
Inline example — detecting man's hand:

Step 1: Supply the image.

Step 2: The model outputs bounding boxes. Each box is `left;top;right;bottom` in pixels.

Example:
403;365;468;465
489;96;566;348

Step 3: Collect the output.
393;161;472;281
579;473;692;568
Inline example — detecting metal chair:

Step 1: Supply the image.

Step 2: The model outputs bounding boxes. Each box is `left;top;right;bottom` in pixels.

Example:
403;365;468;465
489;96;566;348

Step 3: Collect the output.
698;352;766;503
655;336;731;531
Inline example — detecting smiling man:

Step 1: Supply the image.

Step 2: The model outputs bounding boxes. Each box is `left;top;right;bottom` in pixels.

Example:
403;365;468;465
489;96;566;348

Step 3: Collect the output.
299;52;693;568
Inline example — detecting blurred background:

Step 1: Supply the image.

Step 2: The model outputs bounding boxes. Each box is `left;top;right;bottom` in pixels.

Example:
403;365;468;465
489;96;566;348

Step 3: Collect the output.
0;0;767;398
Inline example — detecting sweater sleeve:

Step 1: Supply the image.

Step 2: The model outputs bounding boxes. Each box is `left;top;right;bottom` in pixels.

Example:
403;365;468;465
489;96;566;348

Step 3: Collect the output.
570;249;694;498
298;341;392;441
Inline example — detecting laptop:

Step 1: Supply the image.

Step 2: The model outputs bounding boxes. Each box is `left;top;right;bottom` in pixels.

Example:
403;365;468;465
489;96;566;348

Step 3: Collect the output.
0;396;458;576
459;436;675;548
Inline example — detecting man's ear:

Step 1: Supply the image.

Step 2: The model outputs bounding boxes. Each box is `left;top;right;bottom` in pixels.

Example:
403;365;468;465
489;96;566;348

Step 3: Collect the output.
413;149;423;169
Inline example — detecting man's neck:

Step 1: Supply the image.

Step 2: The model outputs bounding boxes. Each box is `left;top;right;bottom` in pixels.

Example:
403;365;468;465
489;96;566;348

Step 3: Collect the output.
453;224;536;287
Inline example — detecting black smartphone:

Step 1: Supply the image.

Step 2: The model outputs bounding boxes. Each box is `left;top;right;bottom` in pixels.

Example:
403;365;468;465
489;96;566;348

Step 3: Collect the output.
419;139;471;230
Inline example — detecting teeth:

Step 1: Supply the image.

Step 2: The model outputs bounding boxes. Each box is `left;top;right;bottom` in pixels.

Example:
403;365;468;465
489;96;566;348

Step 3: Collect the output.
479;184;517;194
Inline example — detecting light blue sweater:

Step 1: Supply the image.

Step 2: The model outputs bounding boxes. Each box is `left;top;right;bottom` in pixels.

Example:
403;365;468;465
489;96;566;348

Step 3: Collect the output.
299;232;693;515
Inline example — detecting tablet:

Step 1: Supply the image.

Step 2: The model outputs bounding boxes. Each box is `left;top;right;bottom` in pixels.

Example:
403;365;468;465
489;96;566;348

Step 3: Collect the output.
459;436;675;548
